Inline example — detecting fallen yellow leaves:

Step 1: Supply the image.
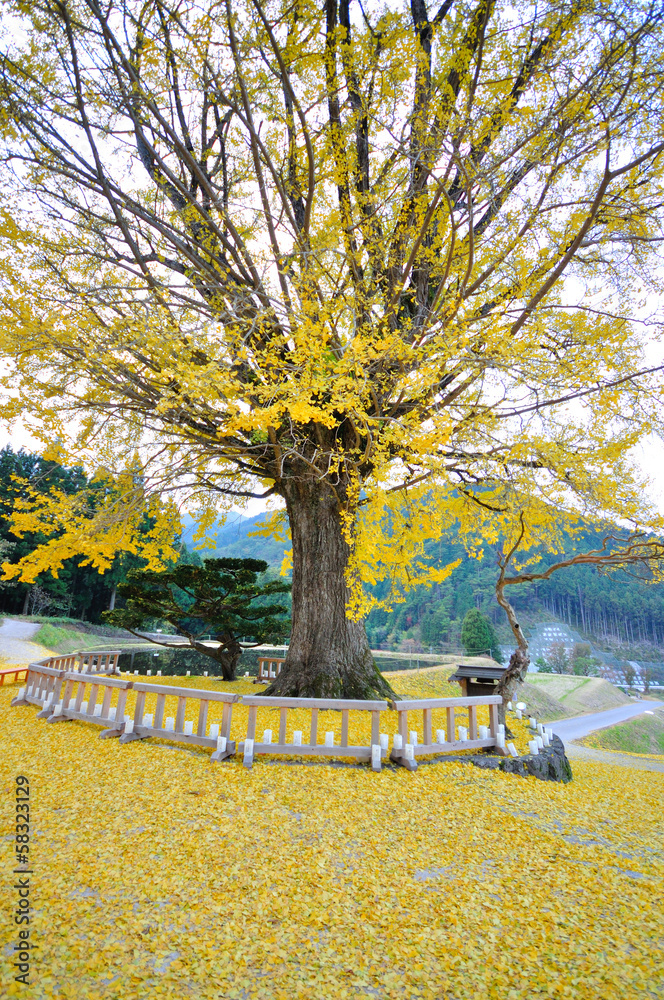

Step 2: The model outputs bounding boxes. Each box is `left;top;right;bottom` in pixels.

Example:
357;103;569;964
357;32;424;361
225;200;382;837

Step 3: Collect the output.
1;672;662;1000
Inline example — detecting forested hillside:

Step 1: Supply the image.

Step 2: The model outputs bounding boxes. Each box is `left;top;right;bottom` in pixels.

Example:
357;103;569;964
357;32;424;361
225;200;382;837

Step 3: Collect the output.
185;512;664;659
2;446;663;661
180;512;289;568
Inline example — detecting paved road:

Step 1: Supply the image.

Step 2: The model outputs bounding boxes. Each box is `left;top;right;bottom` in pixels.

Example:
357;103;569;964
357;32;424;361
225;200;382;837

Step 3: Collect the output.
0;619;52;664
547;701;664;774
551;701;664;742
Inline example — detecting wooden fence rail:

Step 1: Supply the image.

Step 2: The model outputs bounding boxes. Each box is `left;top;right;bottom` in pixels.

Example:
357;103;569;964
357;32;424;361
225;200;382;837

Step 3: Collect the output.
44;654;80;672
12;650;121;680
119;680;238;761
256;657;285;683
240;695;389;770
46;671;134;738
10;654;511;773
390;695;503;770
75;651;121;675
11;663;67;718
10;650;120;720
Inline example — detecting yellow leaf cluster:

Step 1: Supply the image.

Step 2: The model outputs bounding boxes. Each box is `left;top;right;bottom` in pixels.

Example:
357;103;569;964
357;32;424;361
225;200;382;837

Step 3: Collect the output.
0;465;181;583
0;0;663;608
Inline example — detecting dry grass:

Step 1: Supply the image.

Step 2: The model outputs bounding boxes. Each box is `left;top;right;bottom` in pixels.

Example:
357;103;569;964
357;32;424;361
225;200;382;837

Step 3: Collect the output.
525;674;631;715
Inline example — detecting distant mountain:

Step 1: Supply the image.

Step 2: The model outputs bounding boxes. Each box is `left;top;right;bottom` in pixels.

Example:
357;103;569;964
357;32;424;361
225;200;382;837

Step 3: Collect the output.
180;511;289;568
180;511;664;663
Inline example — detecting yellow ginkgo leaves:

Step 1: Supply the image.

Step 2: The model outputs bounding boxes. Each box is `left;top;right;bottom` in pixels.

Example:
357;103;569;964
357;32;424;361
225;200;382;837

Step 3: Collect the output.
1;666;663;1000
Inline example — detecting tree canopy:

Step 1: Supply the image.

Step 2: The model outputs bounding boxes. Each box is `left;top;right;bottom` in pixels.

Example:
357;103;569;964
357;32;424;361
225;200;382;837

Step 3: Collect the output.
1;0;664;696
0;445;171;619
105;556;290;679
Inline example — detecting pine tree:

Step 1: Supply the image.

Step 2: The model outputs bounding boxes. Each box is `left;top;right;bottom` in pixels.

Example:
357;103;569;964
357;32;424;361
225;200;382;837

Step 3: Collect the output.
460;609;503;663
105;558;290;680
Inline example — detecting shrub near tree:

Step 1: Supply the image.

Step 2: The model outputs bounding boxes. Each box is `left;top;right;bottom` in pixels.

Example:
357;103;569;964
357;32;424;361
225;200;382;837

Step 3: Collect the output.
460;609;503;663
622;663;637;691
104;558;290;681
544;643;570;675
571;643;600;677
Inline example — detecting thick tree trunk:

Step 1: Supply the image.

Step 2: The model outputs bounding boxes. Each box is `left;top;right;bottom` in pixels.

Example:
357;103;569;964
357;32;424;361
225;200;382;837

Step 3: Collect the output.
191;636;241;682
265;479;394;700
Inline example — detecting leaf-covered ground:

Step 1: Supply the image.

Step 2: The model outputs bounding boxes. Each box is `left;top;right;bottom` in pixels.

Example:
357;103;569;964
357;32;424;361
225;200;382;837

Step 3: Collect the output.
1;673;663;1000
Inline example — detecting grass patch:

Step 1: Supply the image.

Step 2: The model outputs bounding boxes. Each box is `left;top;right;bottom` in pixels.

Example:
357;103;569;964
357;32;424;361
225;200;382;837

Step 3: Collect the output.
33;623;82;654
580;710;664;756
526;673;630;714
33;623;126;655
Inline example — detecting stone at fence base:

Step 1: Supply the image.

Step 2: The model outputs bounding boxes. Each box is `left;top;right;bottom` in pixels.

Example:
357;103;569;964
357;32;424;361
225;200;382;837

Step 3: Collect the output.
425;735;572;783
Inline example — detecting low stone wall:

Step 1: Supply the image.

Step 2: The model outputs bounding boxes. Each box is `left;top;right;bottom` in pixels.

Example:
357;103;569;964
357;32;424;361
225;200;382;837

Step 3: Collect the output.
417;735;573;783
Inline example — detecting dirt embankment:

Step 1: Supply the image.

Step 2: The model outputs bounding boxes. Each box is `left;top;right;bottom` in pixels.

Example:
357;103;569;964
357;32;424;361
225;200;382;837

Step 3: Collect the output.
526;674;631;717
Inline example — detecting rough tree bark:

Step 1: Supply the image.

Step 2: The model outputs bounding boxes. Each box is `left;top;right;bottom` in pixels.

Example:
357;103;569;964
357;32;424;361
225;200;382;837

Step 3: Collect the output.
495;574;530;727
265;479;394;699
191;636;242;682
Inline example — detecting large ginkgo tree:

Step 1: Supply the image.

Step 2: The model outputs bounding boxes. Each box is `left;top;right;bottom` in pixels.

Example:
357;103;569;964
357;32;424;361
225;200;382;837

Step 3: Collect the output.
1;0;664;697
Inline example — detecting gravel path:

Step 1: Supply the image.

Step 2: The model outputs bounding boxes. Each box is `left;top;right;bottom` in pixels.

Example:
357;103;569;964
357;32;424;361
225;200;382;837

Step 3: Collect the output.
0;618;52;664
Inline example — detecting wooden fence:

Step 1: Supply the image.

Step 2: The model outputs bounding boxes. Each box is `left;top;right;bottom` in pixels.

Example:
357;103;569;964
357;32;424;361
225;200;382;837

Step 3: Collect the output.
239;695;389;770
75;651;121;674
256;657;285;683
9;651;120;719
46;671;134;738
9;652;511;772
44;654;79;671
119;680;238;761
11;662;67;718
11;666;238;752
390;695;504;770
13;650;120;680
